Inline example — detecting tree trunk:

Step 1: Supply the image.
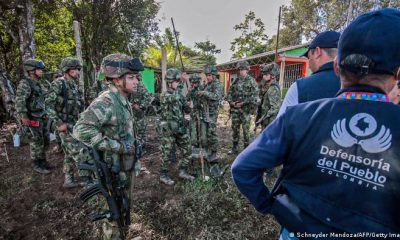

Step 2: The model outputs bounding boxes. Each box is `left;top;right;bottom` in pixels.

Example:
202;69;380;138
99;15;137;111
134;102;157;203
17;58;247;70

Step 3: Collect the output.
17;0;36;62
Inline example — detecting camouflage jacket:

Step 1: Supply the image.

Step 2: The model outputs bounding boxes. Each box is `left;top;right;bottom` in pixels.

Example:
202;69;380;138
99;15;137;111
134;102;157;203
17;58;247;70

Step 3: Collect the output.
259;81;281;122
159;89;191;132
45;78;84;128
15;77;46;118
187;84;203;116
128;81;152;117
199;79;223;115
73;84;136;170
226;74;259;113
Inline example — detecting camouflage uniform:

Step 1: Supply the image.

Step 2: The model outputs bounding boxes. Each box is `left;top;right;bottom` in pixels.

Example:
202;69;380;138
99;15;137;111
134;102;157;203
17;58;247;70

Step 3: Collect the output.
15;59;51;174
74;54;142;240
199;65;224;161
128;80;152;141
227;61;259;153
88;75;108;104
45;57;86;187
187;73;203;146
257;63;282;129
159;68;195;185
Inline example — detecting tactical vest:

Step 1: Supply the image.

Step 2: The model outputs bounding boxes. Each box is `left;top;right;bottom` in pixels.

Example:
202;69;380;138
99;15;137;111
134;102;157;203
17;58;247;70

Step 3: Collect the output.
55;79;83;124
229;75;257;113
25;78;46;118
271;86;400;233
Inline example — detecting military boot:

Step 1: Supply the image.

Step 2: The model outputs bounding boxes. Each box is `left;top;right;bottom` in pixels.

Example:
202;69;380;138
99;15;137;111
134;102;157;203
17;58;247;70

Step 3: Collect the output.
178;169;195;181
160;173;175;186
208;151;219;163
63;174;79;188
33;160;51;174
228;143;239;155
39;159;53;170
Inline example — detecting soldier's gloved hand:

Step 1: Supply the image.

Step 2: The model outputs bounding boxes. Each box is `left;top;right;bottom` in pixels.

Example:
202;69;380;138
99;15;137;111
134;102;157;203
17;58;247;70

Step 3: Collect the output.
119;141;135;155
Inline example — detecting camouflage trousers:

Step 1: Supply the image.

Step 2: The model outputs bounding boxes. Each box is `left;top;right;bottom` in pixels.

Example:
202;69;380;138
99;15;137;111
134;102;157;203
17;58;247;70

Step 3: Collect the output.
160;126;191;173
59;131;91;177
97;169;136;240
202;112;219;152
231;111;251;146
261;116;276;130
25;118;49;160
189;113;206;147
133;114;147;141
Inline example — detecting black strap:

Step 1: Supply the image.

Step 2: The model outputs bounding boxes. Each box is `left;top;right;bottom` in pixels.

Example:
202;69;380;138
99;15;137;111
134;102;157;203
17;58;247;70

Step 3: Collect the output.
61;80;69;123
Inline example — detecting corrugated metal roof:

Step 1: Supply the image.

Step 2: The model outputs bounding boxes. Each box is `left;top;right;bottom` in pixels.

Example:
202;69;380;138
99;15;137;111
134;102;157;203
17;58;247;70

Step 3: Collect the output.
217;43;309;67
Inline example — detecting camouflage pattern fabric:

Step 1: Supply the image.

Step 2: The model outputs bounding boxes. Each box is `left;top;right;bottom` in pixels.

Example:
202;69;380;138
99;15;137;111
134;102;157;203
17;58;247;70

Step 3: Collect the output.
45;78;85;175
15;77;48;160
187;83;205;146
159;88;192;173
128;81;152;141
88;80;108;104
198;79;223;152
73;84;137;240
226;74;259;146
258;81;281;129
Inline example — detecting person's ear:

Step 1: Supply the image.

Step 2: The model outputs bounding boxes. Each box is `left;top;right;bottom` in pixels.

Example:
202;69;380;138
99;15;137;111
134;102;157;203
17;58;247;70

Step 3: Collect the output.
333;56;340;76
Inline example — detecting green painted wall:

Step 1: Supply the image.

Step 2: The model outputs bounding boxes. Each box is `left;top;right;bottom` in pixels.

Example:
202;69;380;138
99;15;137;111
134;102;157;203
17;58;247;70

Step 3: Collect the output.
141;68;155;93
285;47;308;57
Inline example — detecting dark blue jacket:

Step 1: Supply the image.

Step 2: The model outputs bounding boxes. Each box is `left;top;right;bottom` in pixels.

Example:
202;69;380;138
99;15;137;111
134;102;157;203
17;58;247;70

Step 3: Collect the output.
297;62;340;103
232;85;400;237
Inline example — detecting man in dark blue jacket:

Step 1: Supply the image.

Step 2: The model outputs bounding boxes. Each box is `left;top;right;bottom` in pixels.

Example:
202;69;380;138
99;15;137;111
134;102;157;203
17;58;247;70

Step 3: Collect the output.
277;31;340;117
232;8;400;239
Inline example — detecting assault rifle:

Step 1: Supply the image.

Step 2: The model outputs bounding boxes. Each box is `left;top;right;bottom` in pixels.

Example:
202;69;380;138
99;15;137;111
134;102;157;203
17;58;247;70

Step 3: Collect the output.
79;143;142;239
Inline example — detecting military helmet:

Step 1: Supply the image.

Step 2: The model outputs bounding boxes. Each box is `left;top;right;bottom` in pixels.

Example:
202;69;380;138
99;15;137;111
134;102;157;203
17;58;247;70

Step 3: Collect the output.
60;57;82;73
204;65;218;75
100;54;144;79
260;63;280;76
236;61;250;70
165;68;181;82
190;73;201;83
23;59;45;71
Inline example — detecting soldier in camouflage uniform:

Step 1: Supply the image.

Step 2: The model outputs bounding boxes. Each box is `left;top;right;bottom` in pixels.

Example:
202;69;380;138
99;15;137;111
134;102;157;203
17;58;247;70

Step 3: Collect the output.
88;71;109;104
159;68;195;185
226;61;259;154
197;65;223;162
129;75;152;142
187;73;203;146
255;63;282;129
15;59;51;174
73;53;142;240
45;57;86;188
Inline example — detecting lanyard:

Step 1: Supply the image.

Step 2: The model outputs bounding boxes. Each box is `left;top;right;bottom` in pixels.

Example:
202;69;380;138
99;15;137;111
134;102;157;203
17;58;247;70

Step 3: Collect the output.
338;91;389;102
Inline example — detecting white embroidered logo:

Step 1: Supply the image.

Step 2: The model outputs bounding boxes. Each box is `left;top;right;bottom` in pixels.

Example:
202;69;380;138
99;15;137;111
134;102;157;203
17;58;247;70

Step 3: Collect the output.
331;113;391;153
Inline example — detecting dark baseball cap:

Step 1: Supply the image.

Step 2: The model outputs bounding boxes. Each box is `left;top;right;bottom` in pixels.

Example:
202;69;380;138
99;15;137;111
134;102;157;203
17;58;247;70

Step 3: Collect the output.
301;31;341;57
338;8;400;76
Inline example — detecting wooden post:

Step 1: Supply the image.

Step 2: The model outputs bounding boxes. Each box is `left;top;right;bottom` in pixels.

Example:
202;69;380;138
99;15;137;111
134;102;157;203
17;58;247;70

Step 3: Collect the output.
73;20;84;97
161;48;167;93
274;6;282;61
279;56;286;94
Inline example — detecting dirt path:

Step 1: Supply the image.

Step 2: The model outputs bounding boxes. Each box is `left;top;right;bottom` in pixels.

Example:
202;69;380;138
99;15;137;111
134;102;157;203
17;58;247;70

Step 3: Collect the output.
0;112;280;240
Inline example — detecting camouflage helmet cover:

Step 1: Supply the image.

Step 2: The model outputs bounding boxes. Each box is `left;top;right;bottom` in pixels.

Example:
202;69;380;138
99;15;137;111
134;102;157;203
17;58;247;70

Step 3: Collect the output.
236;60;250;70
260;62;280;76
60;57;82;73
23;59;45;71
204;65;218;75
165;68;182;82
100;54;144;79
190;73;201;83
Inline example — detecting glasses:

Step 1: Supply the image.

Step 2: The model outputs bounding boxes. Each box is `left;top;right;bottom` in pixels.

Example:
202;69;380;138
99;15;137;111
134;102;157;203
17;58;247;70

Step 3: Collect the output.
34;62;45;69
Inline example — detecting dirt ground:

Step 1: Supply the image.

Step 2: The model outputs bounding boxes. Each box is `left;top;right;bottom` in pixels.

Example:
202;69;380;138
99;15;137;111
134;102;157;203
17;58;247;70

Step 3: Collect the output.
0;109;280;240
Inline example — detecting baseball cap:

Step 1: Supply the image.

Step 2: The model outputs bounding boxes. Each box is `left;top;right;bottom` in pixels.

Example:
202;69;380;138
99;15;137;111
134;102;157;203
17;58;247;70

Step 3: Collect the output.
338;8;400;76
301;31;341;57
